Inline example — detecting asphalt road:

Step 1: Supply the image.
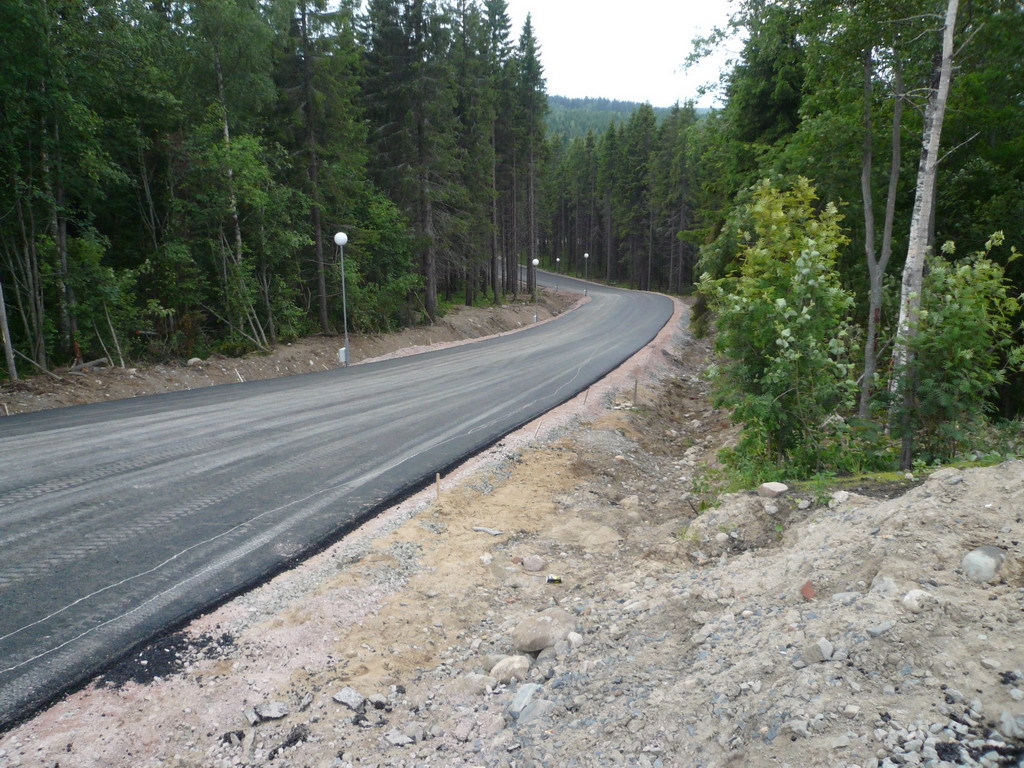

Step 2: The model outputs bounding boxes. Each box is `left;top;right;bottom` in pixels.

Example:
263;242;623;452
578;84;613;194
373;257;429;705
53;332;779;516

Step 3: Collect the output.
0;273;673;729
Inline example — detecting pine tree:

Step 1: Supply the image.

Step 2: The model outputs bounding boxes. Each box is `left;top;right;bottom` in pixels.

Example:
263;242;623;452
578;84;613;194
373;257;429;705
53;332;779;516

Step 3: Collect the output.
513;14;546;297
274;0;366;334
363;0;459;321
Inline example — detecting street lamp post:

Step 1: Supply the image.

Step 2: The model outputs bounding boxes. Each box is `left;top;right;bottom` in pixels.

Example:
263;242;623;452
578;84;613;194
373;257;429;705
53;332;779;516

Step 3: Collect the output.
584;252;589;281
334;231;349;366
531;258;539;303
555;257;560;292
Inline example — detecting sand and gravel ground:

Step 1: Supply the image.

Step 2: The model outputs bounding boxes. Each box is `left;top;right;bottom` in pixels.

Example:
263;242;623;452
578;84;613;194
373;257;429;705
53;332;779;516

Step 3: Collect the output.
1;294;1022;768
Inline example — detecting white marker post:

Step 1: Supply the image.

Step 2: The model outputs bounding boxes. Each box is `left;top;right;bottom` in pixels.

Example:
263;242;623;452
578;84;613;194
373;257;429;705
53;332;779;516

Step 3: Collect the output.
334;231;349;366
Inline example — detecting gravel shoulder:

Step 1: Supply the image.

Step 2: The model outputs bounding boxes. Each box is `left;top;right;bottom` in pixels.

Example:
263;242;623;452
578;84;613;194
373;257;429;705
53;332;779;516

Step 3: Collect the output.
1;297;1022;768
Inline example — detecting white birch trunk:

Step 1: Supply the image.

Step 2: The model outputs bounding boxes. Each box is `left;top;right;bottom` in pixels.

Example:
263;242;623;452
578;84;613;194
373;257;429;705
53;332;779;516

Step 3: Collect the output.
890;0;958;467
891;0;958;381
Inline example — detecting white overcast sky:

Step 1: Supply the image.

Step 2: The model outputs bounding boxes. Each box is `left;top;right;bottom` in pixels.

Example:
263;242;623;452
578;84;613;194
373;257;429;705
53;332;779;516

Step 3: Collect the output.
503;0;736;108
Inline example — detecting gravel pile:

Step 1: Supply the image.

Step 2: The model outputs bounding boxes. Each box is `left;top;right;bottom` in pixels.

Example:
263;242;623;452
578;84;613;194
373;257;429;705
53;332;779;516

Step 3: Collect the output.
120;455;1022;768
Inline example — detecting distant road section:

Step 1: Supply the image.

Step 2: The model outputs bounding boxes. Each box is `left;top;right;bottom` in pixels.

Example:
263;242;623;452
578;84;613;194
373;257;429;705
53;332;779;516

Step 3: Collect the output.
0;274;672;729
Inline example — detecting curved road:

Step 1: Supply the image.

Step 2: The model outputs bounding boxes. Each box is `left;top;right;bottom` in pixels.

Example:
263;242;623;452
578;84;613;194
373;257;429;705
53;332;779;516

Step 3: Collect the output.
0;273;673;729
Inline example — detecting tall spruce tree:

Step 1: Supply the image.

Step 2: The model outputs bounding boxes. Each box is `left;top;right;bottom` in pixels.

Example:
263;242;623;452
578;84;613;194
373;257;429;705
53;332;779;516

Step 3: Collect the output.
363;0;459;321
513;15;546;298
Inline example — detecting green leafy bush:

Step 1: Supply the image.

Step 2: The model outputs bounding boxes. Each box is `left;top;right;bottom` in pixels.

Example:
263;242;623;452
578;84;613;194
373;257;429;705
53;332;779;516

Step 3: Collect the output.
893;234;1024;462
698;178;863;477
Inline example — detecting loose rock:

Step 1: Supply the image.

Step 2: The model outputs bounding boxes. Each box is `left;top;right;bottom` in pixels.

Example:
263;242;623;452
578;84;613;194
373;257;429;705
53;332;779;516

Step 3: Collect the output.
511;607;575;653
801;637;834;664
961;546;1008;583
332;687;365;711
384;729;413;747
522;554;546;572
254;701;289;721
757;482;789;498
491;655;531;684
453;673;497;695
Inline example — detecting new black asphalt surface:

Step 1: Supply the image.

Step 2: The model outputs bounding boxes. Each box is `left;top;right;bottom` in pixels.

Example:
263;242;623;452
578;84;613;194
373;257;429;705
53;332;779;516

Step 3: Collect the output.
0;273;673;730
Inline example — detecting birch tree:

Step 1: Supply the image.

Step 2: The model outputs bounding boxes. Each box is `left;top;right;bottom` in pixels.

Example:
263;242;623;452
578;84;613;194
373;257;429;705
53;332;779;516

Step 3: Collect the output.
891;0;959;467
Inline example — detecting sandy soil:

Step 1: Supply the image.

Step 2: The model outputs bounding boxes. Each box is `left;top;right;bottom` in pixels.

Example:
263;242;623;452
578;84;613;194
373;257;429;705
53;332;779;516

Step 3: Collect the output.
1;294;1022;768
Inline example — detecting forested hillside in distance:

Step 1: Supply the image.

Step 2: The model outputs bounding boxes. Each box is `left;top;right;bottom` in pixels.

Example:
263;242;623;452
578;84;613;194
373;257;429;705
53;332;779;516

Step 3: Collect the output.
1;0;1023;474
546;95;680;141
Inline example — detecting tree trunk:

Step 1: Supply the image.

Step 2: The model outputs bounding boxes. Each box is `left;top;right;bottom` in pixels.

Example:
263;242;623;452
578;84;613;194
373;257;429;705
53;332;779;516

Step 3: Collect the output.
891;0;959;467
137;142;161;250
51;143;80;364
259;263;277;345
528;141;537;297
490;125;500;302
512;160;523;296
312;201;329;331
604;196;612;281
647;204;654;290
0;276;17;381
859;54;904;418
13;191;47;367
300;2;332;333
43;126;80;364
421;176;438;321
213;44;262;347
213;49;244;270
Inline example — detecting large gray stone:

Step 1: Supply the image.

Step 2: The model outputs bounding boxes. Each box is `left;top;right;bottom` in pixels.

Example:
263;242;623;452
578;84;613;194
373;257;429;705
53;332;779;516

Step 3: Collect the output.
517;698;555;725
757;482;789;498
332;686;366;711
491;655;531;684
508;683;542;716
998;711;1024;739
453;673;498;695
512;607;576;653
961;546;1008;583
255;701;290;720
384;729;413;747
802;637;834;664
